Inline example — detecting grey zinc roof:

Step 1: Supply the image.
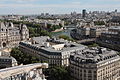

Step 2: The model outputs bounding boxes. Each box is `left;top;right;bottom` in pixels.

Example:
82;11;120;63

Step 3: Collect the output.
32;36;50;44
20;36;87;55
71;47;119;64
109;26;120;30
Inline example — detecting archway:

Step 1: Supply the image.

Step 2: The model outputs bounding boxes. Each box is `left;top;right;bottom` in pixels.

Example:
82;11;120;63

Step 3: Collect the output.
2;42;6;48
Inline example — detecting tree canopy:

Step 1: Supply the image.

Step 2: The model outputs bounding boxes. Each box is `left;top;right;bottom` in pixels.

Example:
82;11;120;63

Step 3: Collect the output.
44;66;73;80
94;21;105;25
11;48;40;65
59;35;75;42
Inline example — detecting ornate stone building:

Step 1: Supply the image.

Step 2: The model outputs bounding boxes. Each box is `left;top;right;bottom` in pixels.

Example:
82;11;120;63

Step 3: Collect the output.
19;36;86;67
97;26;120;51
0;22;29;49
70;47;120;80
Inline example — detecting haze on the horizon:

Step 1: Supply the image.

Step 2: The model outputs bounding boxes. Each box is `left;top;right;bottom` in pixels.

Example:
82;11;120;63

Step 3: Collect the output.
0;0;119;15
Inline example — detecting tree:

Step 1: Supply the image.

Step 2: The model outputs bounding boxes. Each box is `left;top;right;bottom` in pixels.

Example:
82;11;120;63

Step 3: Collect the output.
5;20;59;37
44;66;73;80
59;35;75;41
94;21;105;25
47;24;62;31
88;43;99;47
11;48;40;65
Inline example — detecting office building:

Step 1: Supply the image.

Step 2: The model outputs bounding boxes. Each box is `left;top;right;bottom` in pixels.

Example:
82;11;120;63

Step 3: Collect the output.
82;9;87;18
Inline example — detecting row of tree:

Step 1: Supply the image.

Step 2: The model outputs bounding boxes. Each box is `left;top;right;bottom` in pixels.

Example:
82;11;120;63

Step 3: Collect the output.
11;48;40;65
6;20;63;37
6;20;52;37
44;66;73;80
47;24;63;31
28;27;51;37
94;21;105;25
59;35;75;42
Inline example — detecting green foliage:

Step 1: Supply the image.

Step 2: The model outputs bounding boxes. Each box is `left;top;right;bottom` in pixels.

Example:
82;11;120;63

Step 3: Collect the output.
64;21;70;26
28;27;51;37
118;52;120;56
44;66;73;80
6;20;65;37
0;19;4;22
88;43;99;47
11;48;40;65
20;16;28;20
94;21;105;25
47;24;63;31
59;23;63;27
6;20;52;38
59;35;75;41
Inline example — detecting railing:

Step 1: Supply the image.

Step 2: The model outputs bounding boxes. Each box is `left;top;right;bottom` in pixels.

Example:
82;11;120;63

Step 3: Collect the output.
0;63;48;80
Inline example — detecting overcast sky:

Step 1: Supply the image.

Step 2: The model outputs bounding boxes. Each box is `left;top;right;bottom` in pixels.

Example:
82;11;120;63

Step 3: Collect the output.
0;0;119;15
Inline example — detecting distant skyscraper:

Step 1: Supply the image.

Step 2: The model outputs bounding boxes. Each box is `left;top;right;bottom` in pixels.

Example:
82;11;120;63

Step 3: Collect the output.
82;9;86;18
115;9;117;13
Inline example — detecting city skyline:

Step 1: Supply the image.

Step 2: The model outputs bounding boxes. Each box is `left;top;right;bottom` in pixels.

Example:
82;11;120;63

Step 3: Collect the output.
0;0;120;14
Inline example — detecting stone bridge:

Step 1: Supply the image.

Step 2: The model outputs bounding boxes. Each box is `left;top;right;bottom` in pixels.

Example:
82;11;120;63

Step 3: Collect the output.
77;38;96;43
63;26;77;29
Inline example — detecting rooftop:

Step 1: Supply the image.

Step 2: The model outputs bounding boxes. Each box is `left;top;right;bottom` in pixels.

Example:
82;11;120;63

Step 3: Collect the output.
70;47;119;64
20;36;86;55
109;26;120;30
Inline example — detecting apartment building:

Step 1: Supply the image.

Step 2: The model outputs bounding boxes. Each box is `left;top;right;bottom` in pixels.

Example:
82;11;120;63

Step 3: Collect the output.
19;36;86;67
97;26;120;51
70;47;120;80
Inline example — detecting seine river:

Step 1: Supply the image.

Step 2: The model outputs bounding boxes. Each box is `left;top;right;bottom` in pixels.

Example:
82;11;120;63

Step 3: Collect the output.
52;25;76;38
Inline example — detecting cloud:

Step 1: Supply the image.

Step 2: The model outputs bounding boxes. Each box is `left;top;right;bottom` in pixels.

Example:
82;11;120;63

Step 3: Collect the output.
0;2;120;9
0;0;39;3
0;0;120;14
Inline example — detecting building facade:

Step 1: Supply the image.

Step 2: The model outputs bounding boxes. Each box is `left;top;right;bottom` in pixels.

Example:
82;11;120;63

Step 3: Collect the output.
74;25;107;40
90;26;108;38
0;22;29;49
70;47;120;80
97;26;120;51
19;36;86;67
82;9;87;18
0;51;17;69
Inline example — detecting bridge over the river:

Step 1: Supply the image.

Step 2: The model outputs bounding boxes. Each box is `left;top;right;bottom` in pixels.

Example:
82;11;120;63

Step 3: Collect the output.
77;38;96;44
63;26;77;29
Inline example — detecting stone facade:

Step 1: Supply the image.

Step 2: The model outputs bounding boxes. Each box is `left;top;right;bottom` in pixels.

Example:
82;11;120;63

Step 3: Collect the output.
90;26;108;38
75;26;108;40
19;36;86;67
0;51;17;69
97;26;120;51
0;22;29;49
70;47;120;80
